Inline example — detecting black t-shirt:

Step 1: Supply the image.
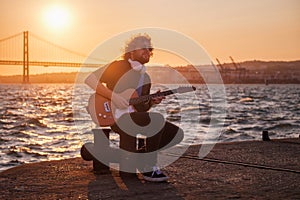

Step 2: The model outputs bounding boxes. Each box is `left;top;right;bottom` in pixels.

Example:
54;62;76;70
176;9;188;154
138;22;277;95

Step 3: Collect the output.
92;59;152;111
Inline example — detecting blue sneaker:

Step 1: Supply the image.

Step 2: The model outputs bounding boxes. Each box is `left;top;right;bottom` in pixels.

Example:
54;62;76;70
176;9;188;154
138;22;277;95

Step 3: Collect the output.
142;166;168;182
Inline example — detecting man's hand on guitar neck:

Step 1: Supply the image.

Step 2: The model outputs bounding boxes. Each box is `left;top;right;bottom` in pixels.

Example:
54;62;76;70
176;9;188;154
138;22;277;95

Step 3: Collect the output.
151;90;165;105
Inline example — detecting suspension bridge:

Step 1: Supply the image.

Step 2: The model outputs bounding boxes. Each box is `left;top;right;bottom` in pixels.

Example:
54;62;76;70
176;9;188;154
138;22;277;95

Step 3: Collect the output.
0;31;106;83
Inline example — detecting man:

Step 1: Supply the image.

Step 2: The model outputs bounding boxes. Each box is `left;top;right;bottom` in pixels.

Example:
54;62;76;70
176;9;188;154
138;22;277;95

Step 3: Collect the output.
85;33;184;182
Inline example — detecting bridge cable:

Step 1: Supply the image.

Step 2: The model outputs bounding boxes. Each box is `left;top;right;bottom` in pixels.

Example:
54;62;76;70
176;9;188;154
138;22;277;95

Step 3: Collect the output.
30;32;109;63
0;32;23;43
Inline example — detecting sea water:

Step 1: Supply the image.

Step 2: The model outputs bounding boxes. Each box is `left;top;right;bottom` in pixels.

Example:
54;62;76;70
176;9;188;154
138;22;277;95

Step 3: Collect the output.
0;83;299;171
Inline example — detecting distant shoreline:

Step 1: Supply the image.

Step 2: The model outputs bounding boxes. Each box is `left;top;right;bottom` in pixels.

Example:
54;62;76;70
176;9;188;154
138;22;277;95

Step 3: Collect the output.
1;60;300;84
1;73;299;84
0;74;299;84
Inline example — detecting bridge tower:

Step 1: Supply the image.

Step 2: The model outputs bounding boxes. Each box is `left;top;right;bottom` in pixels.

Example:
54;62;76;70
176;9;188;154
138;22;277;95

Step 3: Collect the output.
23;31;29;83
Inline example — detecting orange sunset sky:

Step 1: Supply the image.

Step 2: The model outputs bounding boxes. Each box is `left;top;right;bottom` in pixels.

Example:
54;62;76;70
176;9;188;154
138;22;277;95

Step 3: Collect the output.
0;0;300;75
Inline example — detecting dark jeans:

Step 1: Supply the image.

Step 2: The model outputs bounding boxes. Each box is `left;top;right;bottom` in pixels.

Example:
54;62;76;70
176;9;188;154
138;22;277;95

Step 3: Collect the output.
111;112;184;171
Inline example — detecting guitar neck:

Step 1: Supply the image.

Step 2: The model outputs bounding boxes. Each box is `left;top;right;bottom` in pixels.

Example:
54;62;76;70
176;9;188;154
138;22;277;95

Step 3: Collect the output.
129;89;176;105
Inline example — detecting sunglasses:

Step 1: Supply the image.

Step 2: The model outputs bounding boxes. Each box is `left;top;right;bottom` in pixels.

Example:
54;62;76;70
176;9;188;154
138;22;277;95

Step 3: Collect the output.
141;48;153;52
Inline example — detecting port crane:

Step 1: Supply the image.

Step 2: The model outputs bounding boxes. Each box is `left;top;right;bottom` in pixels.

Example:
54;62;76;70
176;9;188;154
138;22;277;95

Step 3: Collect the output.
229;56;247;81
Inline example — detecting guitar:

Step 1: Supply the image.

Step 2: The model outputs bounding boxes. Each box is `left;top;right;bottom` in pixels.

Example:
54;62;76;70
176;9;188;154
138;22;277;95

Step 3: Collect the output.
88;86;196;127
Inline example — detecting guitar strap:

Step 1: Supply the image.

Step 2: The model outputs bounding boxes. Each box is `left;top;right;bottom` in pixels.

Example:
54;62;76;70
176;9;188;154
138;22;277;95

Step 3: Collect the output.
136;73;144;97
128;58;145;97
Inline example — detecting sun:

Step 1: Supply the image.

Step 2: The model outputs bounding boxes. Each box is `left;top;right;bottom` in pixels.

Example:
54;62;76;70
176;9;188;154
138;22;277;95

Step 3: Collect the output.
44;5;70;30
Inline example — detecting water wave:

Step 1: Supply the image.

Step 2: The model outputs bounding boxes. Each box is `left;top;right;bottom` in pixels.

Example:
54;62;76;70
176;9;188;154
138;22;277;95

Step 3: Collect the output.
0;84;299;172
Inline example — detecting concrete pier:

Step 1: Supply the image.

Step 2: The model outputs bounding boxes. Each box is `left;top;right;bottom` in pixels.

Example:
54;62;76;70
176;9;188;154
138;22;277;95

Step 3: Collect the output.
1;138;299;199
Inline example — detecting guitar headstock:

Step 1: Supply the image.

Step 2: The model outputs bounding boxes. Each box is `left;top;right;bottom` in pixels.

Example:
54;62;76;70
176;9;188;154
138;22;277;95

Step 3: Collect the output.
176;86;196;93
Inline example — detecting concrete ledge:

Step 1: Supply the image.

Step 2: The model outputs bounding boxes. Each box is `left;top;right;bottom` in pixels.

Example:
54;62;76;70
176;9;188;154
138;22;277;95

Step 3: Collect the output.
1;138;299;199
